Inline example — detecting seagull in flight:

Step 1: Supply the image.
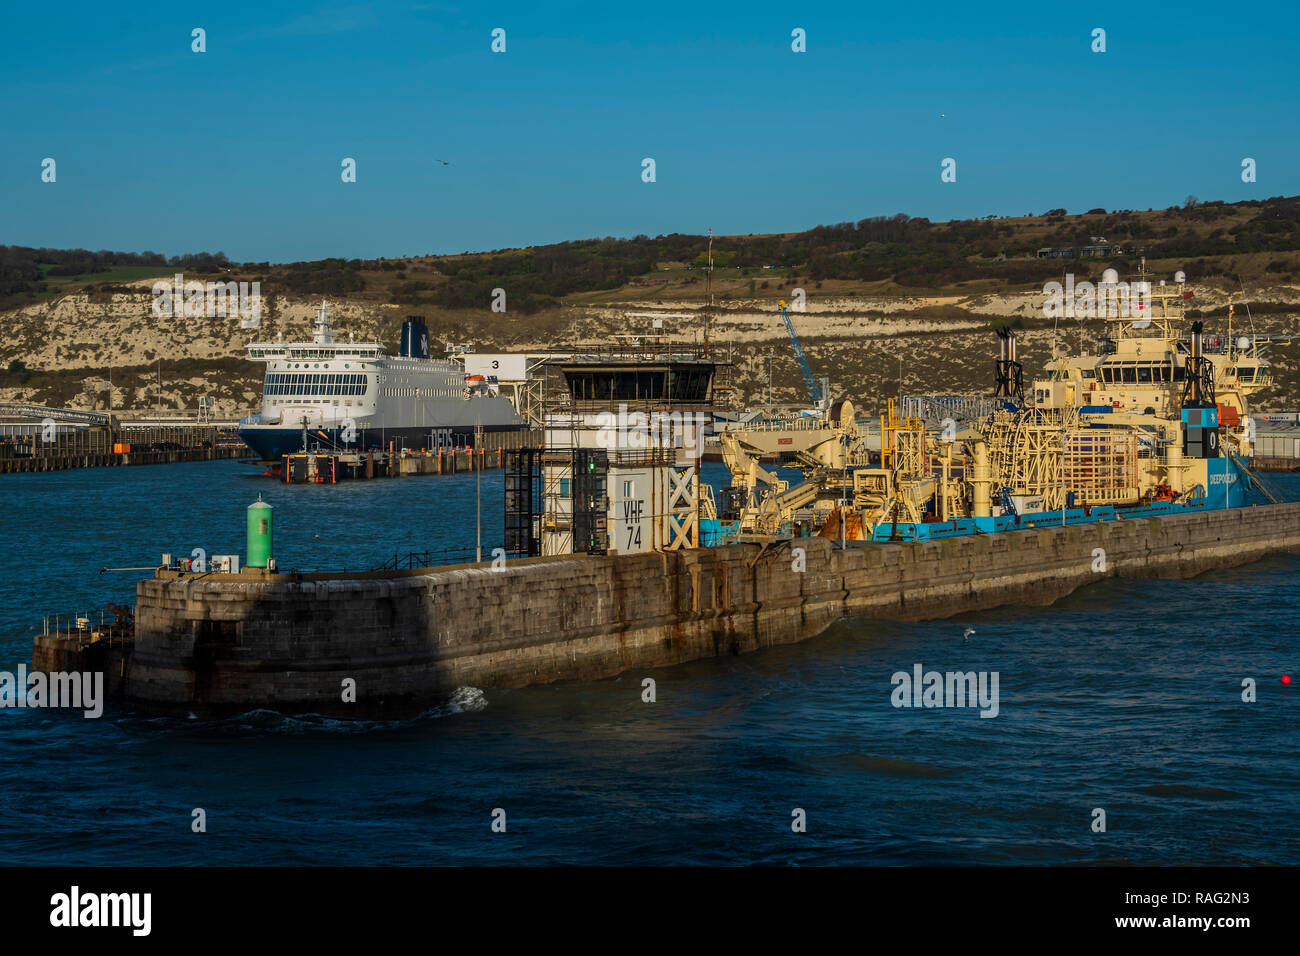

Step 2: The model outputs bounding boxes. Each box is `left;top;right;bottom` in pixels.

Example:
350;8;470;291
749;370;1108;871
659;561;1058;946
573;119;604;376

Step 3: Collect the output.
434;159;453;166
962;627;976;642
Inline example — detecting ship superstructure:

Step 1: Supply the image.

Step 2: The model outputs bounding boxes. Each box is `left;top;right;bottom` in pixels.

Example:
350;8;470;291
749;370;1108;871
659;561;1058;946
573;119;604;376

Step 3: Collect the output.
238;302;524;459
1030;263;1269;460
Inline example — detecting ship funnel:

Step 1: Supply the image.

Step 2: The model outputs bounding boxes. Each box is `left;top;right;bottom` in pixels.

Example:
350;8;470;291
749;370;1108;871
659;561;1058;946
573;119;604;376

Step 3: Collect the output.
1183;320;1215;407
400;317;430;359
993;327;1023;402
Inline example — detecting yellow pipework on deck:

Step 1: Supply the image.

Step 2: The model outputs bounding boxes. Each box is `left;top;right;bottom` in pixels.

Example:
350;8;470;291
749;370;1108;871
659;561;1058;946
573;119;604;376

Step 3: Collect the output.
971;441;991;518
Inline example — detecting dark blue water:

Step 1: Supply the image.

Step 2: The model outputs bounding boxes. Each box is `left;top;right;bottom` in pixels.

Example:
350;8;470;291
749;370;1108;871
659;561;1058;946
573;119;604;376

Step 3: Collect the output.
2;461;1298;865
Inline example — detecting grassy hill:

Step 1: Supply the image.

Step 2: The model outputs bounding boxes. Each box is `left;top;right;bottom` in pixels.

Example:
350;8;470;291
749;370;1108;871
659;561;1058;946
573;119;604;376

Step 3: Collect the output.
3;195;1299;416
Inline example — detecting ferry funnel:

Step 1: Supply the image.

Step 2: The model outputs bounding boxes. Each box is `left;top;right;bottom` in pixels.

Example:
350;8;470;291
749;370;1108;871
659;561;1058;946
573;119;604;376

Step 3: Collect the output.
400;317;430;359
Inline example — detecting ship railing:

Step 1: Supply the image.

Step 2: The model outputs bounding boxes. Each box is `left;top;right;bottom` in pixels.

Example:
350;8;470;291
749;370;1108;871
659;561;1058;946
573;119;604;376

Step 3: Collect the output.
724;416;830;433
39;619;134;648
901;395;1005;425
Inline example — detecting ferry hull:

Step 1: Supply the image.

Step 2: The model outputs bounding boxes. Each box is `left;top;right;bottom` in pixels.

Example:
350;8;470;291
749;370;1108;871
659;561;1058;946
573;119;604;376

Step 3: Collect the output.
239;422;526;460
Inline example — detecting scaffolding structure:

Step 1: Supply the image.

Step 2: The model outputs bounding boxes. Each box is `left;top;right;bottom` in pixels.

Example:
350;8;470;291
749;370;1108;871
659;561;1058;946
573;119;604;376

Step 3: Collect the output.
504;447;543;557
882;398;929;477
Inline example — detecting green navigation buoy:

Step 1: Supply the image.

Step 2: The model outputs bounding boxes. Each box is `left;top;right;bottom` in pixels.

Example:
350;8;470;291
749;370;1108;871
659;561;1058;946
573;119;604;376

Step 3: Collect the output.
247;495;273;568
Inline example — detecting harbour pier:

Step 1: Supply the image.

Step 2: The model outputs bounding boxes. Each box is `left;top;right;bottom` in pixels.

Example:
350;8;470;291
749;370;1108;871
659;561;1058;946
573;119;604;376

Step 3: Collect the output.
38;499;1300;718
0;403;247;473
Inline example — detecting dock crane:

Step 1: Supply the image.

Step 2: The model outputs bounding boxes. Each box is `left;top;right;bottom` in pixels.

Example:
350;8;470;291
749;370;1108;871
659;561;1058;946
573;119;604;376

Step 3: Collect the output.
777;300;824;407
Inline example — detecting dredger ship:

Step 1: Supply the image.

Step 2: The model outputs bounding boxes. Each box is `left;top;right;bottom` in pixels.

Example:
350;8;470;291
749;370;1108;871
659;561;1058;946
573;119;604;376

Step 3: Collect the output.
706;264;1273;543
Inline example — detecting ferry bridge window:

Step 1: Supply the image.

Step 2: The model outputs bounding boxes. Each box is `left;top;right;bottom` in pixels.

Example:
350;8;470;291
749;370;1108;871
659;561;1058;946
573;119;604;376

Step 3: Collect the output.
1137;367;1152;384
1239;368;1255;382
261;372;368;396
1120;367;1137;384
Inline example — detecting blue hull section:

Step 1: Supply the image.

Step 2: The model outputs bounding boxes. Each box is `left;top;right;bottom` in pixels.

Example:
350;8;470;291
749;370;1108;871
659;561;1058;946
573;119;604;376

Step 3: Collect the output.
700;456;1256;547
872;501;1200;542
872;457;1253;542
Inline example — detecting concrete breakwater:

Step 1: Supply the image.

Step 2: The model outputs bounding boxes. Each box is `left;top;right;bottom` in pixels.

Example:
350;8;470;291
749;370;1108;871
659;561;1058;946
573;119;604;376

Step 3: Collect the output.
109;501;1300;717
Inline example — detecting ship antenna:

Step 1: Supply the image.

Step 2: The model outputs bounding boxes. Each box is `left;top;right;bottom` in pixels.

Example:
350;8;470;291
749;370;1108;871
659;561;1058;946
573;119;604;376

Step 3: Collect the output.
704;228;713;349
706;228;713;307
1049;265;1066;358
1235;274;1256;347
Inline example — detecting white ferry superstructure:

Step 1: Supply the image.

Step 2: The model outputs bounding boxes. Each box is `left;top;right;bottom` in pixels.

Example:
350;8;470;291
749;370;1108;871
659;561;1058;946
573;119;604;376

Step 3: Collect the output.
238;302;524;460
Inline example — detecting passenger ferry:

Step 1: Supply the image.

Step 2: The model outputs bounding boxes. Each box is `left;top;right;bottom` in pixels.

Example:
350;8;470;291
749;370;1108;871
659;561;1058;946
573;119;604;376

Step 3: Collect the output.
238;302;524;460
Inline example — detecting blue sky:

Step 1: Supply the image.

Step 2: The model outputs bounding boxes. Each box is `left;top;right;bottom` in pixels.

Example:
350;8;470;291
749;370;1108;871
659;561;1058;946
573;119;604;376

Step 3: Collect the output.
2;0;1297;262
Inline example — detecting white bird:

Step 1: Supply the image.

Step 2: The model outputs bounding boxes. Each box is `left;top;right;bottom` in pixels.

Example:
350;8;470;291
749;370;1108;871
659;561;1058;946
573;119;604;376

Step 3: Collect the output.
962;627;976;642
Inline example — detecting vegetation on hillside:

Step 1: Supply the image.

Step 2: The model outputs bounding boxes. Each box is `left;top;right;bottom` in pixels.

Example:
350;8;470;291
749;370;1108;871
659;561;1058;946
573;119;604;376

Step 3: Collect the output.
7;196;1300;312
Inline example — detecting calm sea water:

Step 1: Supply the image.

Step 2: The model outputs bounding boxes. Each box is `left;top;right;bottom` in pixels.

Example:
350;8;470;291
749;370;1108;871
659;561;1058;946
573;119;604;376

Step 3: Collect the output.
1;460;1297;866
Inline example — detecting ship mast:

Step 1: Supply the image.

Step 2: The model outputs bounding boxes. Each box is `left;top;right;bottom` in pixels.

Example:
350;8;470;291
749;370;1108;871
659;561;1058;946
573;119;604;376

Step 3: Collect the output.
312;300;334;345
703;228;713;350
